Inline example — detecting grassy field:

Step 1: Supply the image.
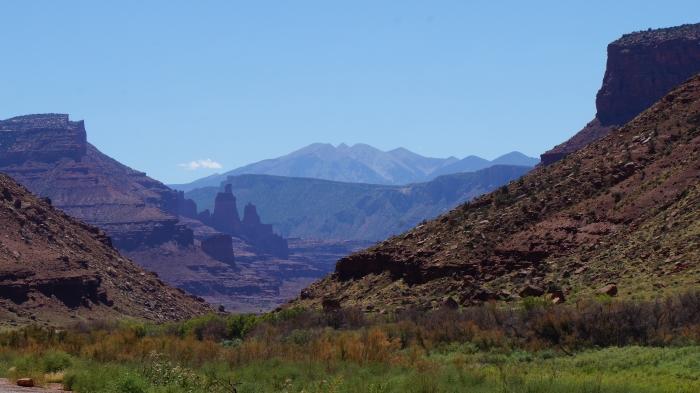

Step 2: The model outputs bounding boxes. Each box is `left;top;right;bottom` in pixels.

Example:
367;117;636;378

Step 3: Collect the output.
1;294;700;392
1;344;699;392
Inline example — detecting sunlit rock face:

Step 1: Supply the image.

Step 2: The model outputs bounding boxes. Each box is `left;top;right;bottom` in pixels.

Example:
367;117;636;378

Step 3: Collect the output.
541;23;700;166
0;114;192;252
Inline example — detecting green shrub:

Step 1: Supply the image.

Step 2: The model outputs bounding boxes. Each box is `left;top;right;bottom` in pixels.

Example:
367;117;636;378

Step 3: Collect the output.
225;313;259;339
62;372;78;391
42;351;72;373
106;374;148;393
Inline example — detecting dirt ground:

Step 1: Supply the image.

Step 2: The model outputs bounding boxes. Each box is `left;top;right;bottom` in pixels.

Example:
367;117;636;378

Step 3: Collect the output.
0;379;63;392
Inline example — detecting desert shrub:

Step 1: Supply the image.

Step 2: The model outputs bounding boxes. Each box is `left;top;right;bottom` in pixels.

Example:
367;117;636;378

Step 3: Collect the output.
141;351;203;389
59;362;124;393
106;374;148;393
61;372;78;391
41;351;72;373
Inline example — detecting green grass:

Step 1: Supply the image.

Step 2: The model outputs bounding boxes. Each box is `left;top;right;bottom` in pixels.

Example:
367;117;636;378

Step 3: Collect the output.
1;345;699;392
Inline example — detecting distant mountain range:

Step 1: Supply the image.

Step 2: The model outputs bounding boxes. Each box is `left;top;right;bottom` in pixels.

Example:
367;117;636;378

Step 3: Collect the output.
184;165;532;241
169;143;539;191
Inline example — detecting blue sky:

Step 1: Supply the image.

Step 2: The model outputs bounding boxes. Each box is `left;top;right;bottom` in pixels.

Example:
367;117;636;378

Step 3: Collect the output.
1;1;699;184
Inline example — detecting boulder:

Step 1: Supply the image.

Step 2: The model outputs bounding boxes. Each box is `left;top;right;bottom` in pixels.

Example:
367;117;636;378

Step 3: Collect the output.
574;266;590;274
519;285;545;298
17;378;34;387
472;289;499;302
596;284;618;297
441;296;458;309
545;290;566;304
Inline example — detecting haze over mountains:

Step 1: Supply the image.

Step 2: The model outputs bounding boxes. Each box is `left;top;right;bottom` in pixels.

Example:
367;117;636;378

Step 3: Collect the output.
169;143;539;191
185;165;531;241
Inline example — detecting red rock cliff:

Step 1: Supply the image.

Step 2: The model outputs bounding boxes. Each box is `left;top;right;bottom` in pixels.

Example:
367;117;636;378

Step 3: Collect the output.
541;23;700;165
0;114;193;252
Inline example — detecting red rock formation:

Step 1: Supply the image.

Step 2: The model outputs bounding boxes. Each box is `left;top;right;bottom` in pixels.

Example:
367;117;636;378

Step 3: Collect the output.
0;114;86;165
197;209;212;226
241;202;264;228
0;114;192;252
541;23;700;165
0;114;336;313
201;233;235;267
288;74;700;310
597;24;700;126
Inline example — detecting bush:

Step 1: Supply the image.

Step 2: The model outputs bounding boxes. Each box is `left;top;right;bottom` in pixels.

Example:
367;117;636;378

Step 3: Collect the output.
62;372;78;391
106;374;148;393
42;351;72;373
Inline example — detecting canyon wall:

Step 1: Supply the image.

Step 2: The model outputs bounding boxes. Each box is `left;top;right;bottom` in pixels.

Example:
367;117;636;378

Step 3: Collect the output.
541;23;700;165
0;114;192;252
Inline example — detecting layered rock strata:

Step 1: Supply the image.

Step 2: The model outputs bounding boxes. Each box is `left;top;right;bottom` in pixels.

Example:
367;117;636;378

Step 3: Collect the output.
541;23;700;165
0;171;214;326
0;114;191;252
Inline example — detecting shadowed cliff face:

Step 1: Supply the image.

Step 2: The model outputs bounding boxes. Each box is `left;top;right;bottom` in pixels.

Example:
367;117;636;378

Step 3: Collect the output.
541;23;700;166
201;233;235;266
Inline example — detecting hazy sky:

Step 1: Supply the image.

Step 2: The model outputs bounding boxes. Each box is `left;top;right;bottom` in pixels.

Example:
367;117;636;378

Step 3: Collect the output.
2;1;699;184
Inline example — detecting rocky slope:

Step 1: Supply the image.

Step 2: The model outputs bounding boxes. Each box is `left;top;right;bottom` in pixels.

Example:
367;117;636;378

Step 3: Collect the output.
170;143;537;190
541;23;700;166
288;74;700;310
186;165;532;241
0;172;214;326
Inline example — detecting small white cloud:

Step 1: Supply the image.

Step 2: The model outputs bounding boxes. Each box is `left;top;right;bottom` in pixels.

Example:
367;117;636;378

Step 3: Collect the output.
179;159;223;170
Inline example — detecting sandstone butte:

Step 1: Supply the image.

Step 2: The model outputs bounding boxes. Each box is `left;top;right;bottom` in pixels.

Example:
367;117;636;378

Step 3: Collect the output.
541;22;700;166
288;73;700;311
0;171;214;326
